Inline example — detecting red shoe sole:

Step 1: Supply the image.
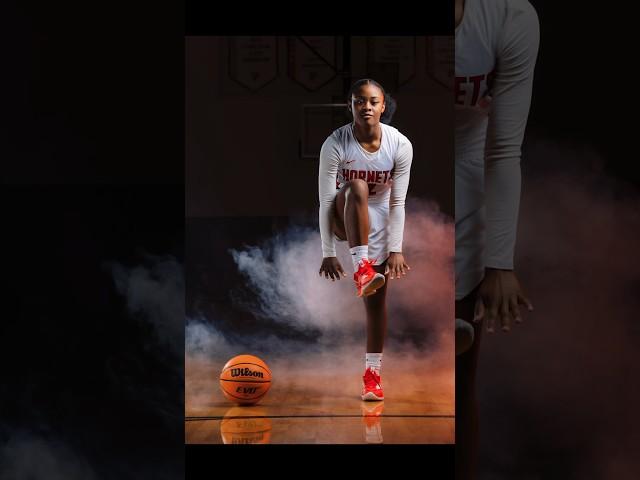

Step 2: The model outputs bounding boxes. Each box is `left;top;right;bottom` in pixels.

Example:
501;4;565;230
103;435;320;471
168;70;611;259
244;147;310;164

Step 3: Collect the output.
361;391;384;401
357;274;386;297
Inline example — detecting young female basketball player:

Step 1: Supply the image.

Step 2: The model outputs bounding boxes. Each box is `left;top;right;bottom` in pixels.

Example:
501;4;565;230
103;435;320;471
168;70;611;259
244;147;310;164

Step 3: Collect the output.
455;0;539;477
317;79;412;401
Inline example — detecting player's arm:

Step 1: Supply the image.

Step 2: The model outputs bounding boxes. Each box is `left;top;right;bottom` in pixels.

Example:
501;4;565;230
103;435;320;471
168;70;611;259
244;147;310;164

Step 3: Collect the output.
478;0;539;332
318;136;345;280
387;135;413;279
484;0;540;270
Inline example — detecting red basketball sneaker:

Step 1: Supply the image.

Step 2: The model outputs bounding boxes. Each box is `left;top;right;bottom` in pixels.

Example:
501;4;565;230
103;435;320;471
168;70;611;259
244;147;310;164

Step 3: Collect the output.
354;259;385;297
361;367;384;401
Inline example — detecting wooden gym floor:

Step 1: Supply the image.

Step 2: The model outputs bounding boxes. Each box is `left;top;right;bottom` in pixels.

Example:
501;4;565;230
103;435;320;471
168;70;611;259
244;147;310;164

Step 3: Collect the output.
185;354;454;444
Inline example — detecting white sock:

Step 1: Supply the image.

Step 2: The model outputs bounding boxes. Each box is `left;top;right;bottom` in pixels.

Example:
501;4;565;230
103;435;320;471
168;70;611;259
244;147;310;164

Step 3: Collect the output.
350;245;369;272
366;353;383;375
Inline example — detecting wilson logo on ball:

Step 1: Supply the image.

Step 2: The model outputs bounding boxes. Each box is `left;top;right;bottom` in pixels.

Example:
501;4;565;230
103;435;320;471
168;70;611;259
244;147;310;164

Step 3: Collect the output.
230;367;264;378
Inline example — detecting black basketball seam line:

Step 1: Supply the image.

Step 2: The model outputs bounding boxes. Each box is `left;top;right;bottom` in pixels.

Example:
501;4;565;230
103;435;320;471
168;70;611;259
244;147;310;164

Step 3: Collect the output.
222;433;269;435
222;362;272;375
219;379;271;384
221;391;269;401
221;388;270;402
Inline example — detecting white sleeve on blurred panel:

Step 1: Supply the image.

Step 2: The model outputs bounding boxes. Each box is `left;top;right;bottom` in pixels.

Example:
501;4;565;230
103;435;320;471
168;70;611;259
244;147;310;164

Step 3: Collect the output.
484;0;540;269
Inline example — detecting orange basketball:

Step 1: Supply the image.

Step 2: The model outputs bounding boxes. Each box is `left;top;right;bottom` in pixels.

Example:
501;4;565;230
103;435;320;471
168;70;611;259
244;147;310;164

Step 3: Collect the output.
219;354;272;405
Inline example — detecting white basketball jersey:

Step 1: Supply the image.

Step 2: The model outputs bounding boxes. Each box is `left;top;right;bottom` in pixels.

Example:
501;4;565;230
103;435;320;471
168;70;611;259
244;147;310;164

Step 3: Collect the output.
318;122;413;258
332;123;407;205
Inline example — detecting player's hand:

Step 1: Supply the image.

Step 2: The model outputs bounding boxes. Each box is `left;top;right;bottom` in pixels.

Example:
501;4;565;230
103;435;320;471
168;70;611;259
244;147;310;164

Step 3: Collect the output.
473;268;533;333
319;257;347;281
387;252;410;280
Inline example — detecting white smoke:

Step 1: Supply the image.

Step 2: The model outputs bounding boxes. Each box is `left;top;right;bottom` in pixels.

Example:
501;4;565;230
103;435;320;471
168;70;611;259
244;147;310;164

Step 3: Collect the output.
109;255;184;358
228;200;454;348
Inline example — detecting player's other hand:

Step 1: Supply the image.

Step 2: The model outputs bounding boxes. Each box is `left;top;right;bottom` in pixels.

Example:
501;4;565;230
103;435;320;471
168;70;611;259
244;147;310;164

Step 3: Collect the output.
473;268;534;333
319;257;347;281
387;252;410;280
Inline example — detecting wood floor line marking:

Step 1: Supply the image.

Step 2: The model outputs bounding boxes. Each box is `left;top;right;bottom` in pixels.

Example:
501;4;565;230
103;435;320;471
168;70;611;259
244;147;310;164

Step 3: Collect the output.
186;414;454;421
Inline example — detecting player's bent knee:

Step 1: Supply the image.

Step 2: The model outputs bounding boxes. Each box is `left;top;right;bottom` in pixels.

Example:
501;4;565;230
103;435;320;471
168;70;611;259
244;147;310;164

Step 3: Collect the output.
345;179;369;201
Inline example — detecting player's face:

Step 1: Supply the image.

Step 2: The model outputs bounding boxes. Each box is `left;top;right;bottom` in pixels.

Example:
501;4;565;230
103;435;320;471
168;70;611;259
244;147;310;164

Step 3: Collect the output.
350;85;386;127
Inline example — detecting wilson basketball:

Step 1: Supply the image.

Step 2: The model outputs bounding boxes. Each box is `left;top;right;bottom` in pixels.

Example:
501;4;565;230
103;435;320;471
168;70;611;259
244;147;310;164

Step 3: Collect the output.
219;354;272;405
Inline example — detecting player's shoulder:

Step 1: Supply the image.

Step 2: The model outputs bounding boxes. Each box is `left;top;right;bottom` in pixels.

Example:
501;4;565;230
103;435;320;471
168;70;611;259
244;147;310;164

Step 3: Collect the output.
507;0;537;13
501;0;538;22
322;124;351;151
479;0;537;22
501;0;539;43
382;123;411;147
331;123;352;139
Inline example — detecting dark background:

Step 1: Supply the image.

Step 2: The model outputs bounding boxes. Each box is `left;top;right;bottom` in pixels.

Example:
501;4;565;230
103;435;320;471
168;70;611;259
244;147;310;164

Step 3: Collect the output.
2;3;185;479
527;1;635;184
186;35;454;218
